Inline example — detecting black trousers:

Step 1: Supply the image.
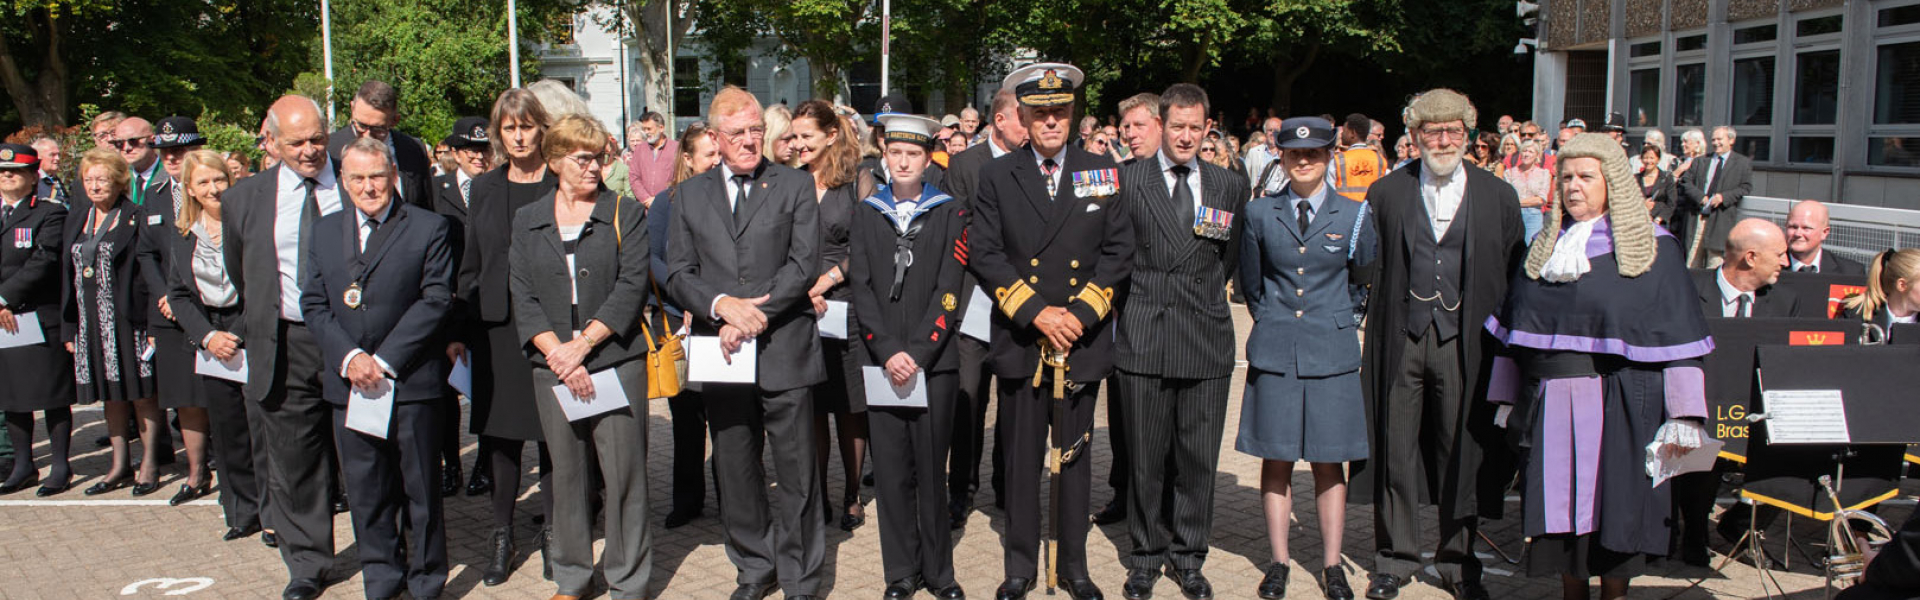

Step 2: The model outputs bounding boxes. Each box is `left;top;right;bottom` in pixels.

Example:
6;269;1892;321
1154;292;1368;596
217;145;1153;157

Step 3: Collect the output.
871;371;959;586
1001;377;1099;581
203;308;268;530
707;383;824;595
949;335;1002;506
1112;372;1231;571
1374;330;1482;584
333;401;447;600
261;321;337;581
668;388;708;514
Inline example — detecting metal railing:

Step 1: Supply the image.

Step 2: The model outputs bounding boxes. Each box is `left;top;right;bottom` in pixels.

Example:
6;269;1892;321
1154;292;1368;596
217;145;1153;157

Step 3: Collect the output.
1740;196;1920;262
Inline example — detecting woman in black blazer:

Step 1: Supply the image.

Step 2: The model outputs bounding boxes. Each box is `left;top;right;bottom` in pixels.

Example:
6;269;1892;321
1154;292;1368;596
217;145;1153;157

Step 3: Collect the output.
507;114;653;600
164;150;273;537
64;147;162;496
458;88;558;585
1637;143;1677;227
0;143;76;497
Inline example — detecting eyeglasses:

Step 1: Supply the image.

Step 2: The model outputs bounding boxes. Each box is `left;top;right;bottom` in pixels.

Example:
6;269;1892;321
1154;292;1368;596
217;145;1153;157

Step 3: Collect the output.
351;120;393;139
561;152;608;169
1200;147;1218;154
716;126;768;143
1419;126;1468;141
110;138;149;150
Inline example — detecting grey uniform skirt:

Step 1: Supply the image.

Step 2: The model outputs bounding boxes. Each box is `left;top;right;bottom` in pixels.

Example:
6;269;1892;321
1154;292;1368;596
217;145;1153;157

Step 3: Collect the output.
0;317;73;411
1234;368;1368;463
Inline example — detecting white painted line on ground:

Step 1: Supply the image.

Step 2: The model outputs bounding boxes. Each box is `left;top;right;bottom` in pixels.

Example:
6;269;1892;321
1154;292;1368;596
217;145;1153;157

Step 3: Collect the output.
0;498;219;507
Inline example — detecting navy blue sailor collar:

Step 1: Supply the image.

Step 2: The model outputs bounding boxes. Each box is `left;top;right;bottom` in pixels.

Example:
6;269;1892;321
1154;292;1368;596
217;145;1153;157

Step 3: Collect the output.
861;181;955;233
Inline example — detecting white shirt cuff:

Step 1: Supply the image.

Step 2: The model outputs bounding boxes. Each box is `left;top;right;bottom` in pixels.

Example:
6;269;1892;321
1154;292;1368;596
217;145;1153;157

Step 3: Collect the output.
202;331;222;348
709;294;730;321
341;349;397;379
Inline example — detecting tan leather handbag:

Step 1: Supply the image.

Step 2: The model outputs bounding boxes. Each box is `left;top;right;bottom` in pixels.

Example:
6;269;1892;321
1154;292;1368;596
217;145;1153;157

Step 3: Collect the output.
616;198;686;399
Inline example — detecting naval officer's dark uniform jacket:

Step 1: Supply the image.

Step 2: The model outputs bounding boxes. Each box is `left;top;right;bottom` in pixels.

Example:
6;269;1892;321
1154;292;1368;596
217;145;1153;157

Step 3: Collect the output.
967;143;1134;581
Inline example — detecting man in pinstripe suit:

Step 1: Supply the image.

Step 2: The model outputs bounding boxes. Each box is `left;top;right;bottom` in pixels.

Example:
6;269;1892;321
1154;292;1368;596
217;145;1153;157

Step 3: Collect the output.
1109;84;1249;600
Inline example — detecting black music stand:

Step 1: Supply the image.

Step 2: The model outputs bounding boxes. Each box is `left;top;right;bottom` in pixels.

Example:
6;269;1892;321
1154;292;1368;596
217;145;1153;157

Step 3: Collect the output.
1772;271;1869;319
1701;318;1855;461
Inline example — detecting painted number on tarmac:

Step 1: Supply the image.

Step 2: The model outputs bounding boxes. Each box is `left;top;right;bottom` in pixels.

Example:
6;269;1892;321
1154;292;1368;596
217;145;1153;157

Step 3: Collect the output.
121;578;214;596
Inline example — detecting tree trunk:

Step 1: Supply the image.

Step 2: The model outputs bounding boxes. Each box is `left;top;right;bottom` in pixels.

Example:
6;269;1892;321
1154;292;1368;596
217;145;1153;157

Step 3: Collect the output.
1267;43;1321;115
1179;36;1209;84
626;0;692;120
0;7;70;128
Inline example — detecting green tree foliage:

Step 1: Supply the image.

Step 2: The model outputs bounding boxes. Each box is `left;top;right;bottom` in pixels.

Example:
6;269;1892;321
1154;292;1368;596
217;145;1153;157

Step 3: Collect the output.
692;0;877;102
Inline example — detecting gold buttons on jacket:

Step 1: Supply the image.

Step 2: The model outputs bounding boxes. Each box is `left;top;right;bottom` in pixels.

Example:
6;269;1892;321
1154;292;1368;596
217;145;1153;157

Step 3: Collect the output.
1298;246;1307;254
1070;260;1080;269
1296;267;1305;275
1296;288;1304;296
1295;310;1304;318
1069;278;1078;286
1030;259;1040;267
1029;276;1039;284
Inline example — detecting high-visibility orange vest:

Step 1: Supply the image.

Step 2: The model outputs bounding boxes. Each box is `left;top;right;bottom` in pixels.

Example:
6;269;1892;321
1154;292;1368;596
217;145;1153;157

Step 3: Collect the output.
1330;146;1389;201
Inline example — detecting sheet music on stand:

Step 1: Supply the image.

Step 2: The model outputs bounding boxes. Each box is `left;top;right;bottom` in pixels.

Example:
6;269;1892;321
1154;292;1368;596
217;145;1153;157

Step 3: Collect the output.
1759;390;1850;444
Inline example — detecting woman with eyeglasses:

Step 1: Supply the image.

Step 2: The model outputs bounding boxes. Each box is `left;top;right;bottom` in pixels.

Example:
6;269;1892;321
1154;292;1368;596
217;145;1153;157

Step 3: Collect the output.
509;113;655;600
458;88;557;586
645;122;721;528
0;143;76;497
64;147;163;497
790;99;873;532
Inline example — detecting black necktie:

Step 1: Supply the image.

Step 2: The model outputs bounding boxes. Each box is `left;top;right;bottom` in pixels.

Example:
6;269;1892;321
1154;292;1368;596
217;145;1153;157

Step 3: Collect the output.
1170;164;1194;228
1041;158;1059;198
1297;199;1313;235
1797;264;1816;273
297;177;320;286
1736;293;1752;318
731;174;751;214
2;204;13;224
358;214;382;254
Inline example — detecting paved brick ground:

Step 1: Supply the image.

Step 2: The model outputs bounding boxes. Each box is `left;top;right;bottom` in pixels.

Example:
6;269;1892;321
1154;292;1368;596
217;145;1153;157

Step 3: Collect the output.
1;307;1910;599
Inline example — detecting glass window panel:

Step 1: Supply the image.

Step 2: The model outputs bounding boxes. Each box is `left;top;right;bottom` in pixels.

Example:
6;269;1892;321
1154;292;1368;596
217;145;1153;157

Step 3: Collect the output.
1868;137;1920;167
1732;57;1776;126
1676;35;1708;52
1676;63;1706;127
1796;15;1843;37
1876;42;1920;124
673;58;702;118
1629;68;1662;128
1631;41;1663;58
1795;50;1840;125
1734;24;1777;44
1734;135;1770;161
1880;5;1920;28
1788;137;1834;164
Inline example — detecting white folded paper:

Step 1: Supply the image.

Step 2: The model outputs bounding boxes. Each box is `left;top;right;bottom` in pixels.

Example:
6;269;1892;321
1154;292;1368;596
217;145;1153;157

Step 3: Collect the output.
960;286;992;342
194;349;248;384
688;336;757;383
862;366;928;408
553;368;632;422
0;312;46;348
1648;438;1723;488
819;300;849;339
345;378;396;439
447;352;473;398
1761;389;1852;444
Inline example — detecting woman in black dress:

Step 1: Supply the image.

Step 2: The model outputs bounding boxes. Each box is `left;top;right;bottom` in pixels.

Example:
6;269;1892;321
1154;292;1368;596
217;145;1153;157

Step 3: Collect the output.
0;143;76;496
458;87;558;585
165;150;272;538
65;147;162;496
791;99;870;531
1636;143;1676;227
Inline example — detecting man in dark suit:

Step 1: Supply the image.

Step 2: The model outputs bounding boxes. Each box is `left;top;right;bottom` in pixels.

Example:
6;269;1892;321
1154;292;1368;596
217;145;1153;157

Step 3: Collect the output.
664;86;827;600
327;79;433;210
225;95;353;600
1351;89;1524;600
1111;83;1246;600
969;62;1134;600
1692;218;1799;319
1093;91;1167;529
941;88;1028;525
1677;126;1753;268
29;137;64;205
1785;200;1866;275
142;116;209;462
300;137;454;600
111;117;173;208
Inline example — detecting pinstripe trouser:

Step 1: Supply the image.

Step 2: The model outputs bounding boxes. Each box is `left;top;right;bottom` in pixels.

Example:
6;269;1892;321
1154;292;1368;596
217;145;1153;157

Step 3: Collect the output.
1111;371;1232;571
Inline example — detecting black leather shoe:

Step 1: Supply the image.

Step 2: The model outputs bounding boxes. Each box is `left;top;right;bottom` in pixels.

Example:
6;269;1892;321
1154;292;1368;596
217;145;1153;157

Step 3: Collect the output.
840;511;867;532
949;497;970;529
536;526;553;580
1449;580;1490;600
440;462;461;497
995;578;1035;600
282;578;323;600
664;507;702;528
1122;568;1160;600
1257;563;1289;599
482;527;514;586
1321;566;1354;600
169;483;210;506
223;524;262;541
1062;578;1104;600
1364;574;1398;600
261;531;279;548
729;582;778;600
131;480;162;496
466;468;492;497
0;472;38;494
35;476;71;497
84;476;131;496
885;576;924;599
1091;500;1125;525
1165;568;1211;600
95;434;111;448
930;583;966;599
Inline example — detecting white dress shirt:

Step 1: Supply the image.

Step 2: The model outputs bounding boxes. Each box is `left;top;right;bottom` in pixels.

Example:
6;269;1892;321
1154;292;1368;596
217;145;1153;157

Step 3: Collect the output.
1157;151;1203;214
339;201;398;378
1789;249;1824;273
274;165;343;320
1716;268;1753;317
1420;162;1466;240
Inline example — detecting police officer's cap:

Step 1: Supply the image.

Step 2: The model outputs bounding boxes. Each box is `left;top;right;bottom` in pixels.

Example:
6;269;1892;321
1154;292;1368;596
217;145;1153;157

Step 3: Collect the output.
446;116;490;148
879;114;942;148
1273;117;1336;150
1602;111;1627;132
1002;63;1083;107
872;93;913;125
0;144;38;170
152;116;206;149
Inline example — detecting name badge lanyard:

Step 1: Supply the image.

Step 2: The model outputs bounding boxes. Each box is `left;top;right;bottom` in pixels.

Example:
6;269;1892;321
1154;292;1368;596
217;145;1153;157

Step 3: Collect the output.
79;204;122;278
